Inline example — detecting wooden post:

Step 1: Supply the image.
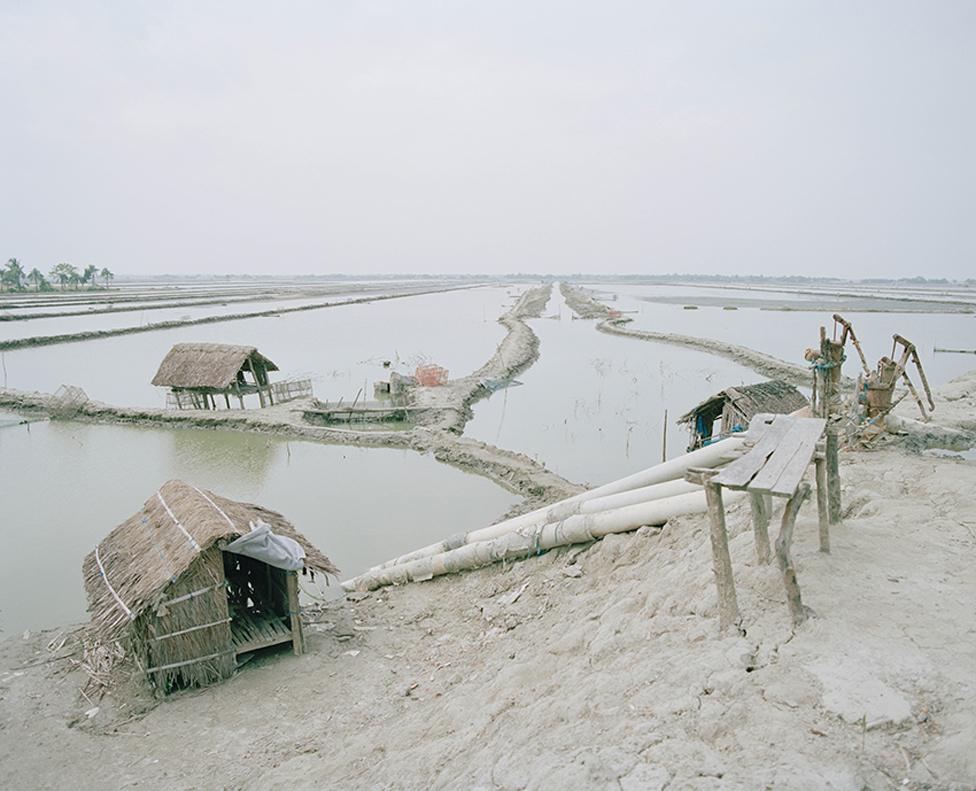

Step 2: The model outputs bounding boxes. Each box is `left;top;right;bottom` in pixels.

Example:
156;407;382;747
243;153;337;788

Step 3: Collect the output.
224;393;231;409
688;468;740;631
814;447;830;553
749;492;772;564
776;483;811;627
286;572;304;656
826;428;841;525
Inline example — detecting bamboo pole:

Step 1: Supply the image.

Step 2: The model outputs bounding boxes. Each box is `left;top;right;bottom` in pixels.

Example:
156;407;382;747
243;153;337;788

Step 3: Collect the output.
826;428;841;524
814;447;830;553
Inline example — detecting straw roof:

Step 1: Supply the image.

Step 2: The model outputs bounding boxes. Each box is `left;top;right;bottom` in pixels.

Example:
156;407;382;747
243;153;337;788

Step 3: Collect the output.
83;480;338;638
151;343;279;389
678;380;808;424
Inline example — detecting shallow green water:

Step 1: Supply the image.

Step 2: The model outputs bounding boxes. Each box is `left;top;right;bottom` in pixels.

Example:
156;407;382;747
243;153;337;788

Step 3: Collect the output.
0;420;517;634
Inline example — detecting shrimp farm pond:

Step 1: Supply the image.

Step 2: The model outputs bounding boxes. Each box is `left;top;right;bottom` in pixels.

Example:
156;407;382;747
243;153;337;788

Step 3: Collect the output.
1;275;974;635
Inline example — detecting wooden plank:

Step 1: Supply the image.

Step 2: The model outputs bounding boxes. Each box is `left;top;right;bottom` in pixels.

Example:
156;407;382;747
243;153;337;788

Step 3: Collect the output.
748;419;825;496
713;415;796;489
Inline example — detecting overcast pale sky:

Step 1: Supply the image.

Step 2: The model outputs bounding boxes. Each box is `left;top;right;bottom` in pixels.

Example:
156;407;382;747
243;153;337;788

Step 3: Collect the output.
1;1;973;277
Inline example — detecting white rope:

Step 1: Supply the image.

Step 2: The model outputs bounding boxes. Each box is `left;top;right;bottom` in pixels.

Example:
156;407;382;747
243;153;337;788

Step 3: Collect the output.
158;582;224;607
146;648;235;674
152;617;232;641
191;485;236;530
94;545;135;621
157;491;200;551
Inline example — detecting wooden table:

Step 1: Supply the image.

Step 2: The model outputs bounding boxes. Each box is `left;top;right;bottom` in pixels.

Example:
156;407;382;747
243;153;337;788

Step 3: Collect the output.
687;413;833;630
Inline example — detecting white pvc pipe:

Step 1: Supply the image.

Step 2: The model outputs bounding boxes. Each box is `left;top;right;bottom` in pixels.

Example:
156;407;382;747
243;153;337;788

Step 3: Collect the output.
368;435;747;572
344;488;745;591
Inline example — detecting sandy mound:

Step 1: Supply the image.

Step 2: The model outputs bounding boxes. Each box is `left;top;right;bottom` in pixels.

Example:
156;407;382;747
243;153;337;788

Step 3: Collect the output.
2;443;974;789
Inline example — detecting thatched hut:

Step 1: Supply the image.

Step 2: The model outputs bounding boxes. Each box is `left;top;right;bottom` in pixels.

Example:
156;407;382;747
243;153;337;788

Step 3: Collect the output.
83;480;338;695
152;343;280;410
678;380;809;451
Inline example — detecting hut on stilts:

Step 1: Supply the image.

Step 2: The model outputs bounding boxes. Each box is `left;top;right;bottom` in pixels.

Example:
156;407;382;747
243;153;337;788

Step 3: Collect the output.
83;480;338;695
152;343;281;410
677;380;808;451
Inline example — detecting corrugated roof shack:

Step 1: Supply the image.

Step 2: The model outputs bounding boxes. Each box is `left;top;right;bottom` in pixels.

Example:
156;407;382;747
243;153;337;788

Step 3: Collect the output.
152;343;280;410
678;380;809;451
83;480;338;695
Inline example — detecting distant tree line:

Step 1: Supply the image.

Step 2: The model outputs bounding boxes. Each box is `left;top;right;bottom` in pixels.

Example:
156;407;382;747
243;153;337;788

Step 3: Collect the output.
2;259;114;292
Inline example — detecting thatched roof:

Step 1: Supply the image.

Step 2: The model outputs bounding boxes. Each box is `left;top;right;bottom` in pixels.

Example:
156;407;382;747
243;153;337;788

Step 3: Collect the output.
151;343;279;389
83;480;338;638
678;380;809;424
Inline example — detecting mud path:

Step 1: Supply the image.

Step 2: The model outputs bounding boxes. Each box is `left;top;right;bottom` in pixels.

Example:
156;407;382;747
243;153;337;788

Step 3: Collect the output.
0;283;580;513
0;284;484;351
560;281;814;387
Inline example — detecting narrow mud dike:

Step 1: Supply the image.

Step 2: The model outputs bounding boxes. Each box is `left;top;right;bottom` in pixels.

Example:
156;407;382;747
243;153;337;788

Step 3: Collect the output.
415;283;551;433
0;284;482;351
560;281;813;387
0;282;472;322
0;283;580;512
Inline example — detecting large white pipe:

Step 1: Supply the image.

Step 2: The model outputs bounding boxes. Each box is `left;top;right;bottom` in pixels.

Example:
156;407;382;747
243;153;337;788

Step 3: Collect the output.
344;487;744;591
368;435;747;572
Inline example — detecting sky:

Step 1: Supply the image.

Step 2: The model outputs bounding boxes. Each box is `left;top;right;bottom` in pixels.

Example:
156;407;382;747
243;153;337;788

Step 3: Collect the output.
1;1;974;278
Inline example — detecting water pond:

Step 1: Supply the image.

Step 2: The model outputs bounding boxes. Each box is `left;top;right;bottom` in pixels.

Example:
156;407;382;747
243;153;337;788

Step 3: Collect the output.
0;419;517;634
587;284;976;386
0;285;522;406
465;287;764;487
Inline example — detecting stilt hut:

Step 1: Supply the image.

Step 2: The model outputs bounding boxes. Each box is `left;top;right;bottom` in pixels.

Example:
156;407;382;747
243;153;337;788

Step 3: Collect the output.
152;343;280;410
83;480;338;695
678;380;808;451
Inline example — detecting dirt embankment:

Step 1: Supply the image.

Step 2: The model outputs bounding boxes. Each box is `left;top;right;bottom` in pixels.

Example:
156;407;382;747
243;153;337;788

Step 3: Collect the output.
0;284;580;513
560;282;813;387
415;284;552;433
0;282;427;322
3;439;973;789
0;284;483;351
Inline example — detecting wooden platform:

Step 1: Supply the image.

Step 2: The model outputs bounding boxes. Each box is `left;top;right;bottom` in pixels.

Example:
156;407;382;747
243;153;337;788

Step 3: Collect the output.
232;613;294;655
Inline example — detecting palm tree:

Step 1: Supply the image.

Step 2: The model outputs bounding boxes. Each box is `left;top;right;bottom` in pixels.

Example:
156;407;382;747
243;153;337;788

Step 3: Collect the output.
27;268;45;291
100;267;114;287
49;262;78;291
82;264;99;288
4;258;24;290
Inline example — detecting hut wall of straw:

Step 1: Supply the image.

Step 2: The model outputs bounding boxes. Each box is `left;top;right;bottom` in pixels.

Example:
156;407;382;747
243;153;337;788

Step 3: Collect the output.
135;547;236;693
82;480;338;694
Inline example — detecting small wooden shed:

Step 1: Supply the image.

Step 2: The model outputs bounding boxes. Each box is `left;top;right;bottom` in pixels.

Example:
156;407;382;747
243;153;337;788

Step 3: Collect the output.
152;343;280;409
83;480;338;695
678;380;809;451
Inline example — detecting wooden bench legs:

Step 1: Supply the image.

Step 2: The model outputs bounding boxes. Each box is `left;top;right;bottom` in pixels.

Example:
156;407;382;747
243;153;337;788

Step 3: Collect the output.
776;483;811;627
702;479;741;632
749;492;773;565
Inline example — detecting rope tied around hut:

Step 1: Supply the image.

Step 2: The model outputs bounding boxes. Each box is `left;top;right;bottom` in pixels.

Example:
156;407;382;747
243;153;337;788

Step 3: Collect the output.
82;480;338;695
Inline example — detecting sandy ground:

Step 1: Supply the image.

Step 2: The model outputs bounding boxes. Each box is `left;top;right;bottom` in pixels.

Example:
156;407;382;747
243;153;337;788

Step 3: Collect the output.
2;283;973;789
2;437;973;790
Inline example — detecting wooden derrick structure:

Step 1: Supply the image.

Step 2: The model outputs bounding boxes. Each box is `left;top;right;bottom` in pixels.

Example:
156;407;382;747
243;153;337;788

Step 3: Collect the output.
152;343;280;410
82;480;338;695
677;380;809;451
